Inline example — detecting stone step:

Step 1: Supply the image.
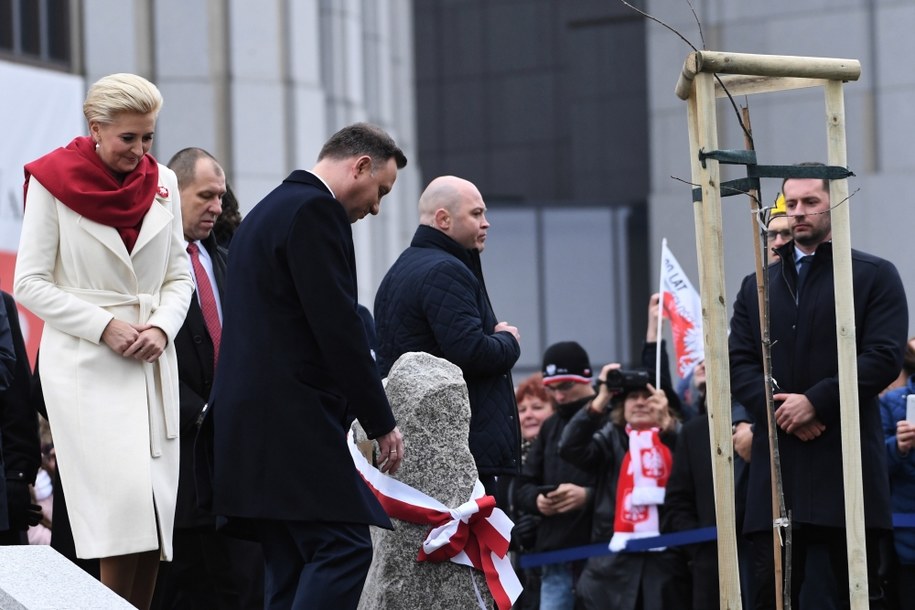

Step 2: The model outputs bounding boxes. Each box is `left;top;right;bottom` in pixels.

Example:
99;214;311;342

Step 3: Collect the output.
0;546;133;609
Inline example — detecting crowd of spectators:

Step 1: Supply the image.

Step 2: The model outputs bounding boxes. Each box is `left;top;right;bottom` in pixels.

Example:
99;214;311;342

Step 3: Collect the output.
502;183;913;610
1;75;913;610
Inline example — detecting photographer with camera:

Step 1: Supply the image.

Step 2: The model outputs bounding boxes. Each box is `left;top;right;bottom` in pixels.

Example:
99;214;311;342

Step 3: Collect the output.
557;362;688;610
517;341;598;610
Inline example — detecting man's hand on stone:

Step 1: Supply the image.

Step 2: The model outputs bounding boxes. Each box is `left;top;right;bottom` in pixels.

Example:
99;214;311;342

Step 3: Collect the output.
376;426;404;475
773;392;816;434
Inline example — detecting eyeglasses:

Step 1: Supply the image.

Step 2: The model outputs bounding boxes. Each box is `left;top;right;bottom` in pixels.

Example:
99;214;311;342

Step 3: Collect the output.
545;381;577;393
766;229;792;242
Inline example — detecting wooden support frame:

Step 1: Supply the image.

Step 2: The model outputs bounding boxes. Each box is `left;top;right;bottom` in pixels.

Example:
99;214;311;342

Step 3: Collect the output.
677;50;865;610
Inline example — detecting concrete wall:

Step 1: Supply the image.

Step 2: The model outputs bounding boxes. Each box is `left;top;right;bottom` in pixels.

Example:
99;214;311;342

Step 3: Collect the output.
413;0;654;372
647;0;915;336
81;0;421;306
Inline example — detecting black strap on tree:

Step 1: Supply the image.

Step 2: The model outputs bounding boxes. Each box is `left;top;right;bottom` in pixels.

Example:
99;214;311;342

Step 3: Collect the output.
690;149;854;202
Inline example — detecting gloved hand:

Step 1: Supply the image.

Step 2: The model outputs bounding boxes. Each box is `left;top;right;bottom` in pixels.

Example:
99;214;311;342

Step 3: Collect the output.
513;513;541;551
5;479;42;530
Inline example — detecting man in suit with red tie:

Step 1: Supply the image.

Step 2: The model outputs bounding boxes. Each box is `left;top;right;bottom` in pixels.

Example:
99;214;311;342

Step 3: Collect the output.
152;148;263;609
199;124;407;610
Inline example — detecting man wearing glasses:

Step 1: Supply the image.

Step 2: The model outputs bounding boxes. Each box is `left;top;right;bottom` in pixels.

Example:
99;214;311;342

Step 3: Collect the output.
766;192;793;263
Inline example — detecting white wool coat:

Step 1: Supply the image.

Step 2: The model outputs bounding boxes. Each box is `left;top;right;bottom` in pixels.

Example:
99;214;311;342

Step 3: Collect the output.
14;164;193;560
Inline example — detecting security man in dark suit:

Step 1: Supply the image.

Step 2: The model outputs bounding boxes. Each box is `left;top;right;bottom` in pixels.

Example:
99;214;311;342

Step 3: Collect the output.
198;124;406;610
152;148;263;609
730;170;908;608
0;290;41;545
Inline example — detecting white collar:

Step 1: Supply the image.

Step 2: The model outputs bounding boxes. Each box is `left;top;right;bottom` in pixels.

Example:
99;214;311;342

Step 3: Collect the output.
307;170;335;199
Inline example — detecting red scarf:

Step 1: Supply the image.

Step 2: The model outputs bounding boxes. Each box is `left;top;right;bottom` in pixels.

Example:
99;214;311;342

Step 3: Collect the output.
609;426;672;552
24;136;158;252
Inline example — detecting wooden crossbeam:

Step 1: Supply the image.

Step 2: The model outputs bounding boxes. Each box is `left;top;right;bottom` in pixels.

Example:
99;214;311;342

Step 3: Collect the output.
676;50;861;100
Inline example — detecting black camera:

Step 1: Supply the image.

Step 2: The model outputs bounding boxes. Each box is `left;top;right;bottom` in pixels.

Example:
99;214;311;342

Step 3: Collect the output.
603;369;650;393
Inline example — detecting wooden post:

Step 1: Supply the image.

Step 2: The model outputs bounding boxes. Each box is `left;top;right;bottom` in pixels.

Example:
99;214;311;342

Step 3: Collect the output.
824;79;869;609
687;72;743;610
675;49;867;610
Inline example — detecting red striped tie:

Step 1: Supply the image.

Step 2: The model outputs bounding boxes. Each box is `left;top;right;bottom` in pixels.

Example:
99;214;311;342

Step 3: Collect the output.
186;242;221;367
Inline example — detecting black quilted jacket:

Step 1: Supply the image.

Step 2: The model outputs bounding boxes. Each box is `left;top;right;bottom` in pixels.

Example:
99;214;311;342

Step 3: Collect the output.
374;225;521;475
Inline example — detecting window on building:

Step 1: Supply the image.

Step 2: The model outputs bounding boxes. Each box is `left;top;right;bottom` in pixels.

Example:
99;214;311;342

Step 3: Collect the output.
0;0;73;70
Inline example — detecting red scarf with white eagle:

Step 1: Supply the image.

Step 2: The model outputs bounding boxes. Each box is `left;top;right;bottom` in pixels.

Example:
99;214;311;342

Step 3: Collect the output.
609;426;672;552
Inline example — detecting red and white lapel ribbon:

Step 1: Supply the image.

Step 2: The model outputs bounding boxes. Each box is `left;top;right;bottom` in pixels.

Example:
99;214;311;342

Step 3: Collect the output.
348;431;522;610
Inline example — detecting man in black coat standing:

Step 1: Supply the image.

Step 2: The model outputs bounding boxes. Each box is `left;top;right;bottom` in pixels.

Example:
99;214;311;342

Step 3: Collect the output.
517;342;596;608
662;409;753;609
151;147;263;609
374;175;521;494
0;291;41;545
729;169;908;609
200;124;406;610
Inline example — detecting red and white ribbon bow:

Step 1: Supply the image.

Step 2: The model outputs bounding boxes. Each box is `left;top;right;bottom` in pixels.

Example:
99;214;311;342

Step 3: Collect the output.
348;431;522;610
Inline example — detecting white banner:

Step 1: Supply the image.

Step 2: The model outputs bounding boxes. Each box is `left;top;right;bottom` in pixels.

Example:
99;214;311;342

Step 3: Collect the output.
0;61;85;363
659;241;704;377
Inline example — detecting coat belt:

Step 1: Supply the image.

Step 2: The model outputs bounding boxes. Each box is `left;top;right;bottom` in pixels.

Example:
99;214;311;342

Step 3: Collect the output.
59;287;179;456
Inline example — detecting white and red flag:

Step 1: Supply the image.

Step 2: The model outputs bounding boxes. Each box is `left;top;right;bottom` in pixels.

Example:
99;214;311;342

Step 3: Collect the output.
658;239;705;377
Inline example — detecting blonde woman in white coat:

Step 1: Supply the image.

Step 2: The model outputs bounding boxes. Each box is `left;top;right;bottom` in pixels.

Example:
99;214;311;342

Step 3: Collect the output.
14;73;193;609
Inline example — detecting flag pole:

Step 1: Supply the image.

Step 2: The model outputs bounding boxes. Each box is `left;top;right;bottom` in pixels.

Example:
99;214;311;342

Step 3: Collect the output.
656;239;666;389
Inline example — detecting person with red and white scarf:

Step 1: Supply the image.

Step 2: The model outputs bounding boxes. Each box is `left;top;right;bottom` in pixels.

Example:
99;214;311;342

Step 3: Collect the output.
558;363;689;610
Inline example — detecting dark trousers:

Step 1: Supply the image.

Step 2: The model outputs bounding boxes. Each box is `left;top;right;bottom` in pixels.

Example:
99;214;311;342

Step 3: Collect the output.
255;520;372;610
152;525;265;609
750;525;887;610
897;563;915;610
0;528;26;545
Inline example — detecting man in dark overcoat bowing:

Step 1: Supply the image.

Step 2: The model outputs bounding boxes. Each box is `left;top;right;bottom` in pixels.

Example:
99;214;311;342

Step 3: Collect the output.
199;124;406;610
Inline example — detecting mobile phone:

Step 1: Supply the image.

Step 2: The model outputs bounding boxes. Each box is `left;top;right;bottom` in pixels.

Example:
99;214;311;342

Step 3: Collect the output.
536;484;558;496
906;395;915;424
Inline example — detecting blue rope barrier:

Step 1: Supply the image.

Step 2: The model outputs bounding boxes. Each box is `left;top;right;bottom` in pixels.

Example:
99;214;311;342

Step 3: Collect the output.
518;526;717;569
624;526;718;551
517;541;624;569
519;514;915;569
